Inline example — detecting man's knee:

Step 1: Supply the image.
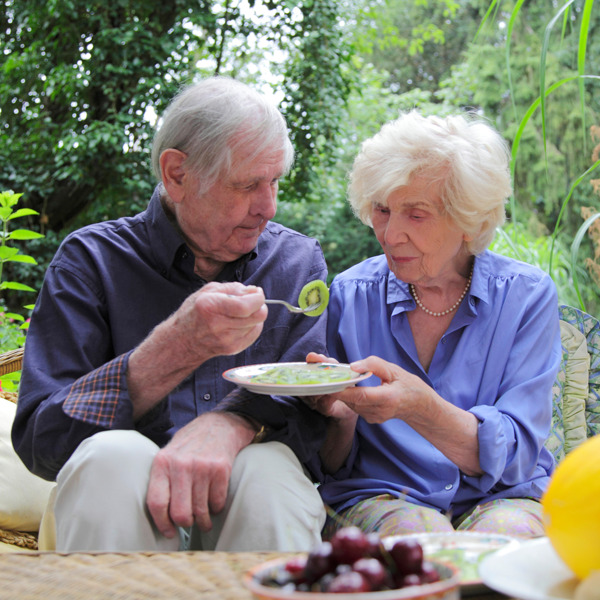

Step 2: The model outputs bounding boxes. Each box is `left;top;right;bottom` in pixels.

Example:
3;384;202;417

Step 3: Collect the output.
229;441;324;520
232;442;319;496
56;430;159;509
64;430;158;476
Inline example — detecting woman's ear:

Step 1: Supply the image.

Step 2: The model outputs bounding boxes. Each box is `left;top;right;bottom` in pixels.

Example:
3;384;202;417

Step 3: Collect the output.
463;225;482;243
159;149;188;203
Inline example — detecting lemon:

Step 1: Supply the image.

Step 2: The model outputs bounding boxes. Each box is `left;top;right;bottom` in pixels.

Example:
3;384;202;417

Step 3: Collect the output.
542;435;600;580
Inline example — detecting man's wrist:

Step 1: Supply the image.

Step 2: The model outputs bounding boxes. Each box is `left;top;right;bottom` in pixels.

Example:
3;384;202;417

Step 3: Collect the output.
224;410;269;444
238;414;269;443
251;424;268;444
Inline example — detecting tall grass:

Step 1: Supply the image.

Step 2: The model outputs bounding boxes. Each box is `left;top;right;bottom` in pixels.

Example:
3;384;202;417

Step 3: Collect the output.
483;0;599;314
571;211;600;309
490;222;585;309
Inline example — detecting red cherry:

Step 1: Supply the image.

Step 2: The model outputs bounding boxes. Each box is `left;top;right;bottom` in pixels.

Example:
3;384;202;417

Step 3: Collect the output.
388;539;424;576
365;532;384;559
399;573;422;587
330;527;371;565
420;561;441;583
326;570;372;593
352;557;387;590
284;555;307;575
304;541;335;583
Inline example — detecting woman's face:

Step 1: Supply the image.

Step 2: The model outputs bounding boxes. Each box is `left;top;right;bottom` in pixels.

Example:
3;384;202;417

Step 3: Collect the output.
370;176;470;284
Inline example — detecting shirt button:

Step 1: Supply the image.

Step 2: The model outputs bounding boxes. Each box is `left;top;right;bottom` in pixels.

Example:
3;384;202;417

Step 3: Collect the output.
203;393;211;401
444;483;453;491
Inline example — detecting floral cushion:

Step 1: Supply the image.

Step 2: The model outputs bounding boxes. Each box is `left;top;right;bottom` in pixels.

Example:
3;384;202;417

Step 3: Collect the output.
547;320;589;462
558;305;600;439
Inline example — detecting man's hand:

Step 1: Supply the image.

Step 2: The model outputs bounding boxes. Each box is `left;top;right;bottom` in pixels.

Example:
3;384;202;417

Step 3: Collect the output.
146;411;256;538
129;282;268;419
173;281;267;362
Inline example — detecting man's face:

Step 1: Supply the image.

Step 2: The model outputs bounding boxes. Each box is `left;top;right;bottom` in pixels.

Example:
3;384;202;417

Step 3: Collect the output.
175;146;286;266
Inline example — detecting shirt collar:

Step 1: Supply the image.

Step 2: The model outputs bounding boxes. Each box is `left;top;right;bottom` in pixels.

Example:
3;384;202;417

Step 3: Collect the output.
468;252;490;306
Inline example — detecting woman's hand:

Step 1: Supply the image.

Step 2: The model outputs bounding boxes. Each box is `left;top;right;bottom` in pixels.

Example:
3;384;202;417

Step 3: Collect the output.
334;355;430;423
335;355;483;476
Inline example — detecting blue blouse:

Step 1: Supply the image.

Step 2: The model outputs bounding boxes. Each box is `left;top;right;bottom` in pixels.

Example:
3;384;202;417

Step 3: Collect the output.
317;250;562;518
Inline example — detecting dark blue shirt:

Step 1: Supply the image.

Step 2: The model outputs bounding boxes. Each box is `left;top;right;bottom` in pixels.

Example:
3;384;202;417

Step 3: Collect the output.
13;186;329;481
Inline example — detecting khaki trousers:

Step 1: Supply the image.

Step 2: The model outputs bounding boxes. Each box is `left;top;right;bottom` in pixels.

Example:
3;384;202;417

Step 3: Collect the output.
39;430;325;552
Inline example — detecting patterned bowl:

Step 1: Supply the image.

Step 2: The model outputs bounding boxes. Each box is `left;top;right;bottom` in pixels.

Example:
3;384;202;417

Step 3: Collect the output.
243;556;460;600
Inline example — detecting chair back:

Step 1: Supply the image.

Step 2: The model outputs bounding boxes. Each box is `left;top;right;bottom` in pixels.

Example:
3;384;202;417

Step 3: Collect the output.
547;305;600;462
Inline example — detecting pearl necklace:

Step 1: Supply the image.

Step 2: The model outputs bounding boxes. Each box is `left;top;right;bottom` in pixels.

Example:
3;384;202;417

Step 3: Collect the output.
410;267;473;317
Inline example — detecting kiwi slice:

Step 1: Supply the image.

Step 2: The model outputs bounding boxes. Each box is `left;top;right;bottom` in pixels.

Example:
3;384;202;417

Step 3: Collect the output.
298;280;329;317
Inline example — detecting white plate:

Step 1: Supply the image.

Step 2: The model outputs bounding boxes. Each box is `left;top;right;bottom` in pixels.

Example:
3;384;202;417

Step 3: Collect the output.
222;362;372;396
383;532;519;596
479;537;578;600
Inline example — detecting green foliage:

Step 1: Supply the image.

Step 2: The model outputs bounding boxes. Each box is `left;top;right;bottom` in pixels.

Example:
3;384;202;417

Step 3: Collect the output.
490;221;595;310
275;199;381;284
279;0;354;202
571;210;600;310
355;0;468;95
0;307;25;392
0;190;44;391
0;190;44;298
1;0;598;317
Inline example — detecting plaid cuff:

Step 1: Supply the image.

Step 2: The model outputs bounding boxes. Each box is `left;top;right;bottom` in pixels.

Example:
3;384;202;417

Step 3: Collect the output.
63;354;128;428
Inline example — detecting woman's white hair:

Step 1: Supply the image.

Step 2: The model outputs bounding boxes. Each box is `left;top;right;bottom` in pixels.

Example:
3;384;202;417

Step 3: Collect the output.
348;110;512;254
151;76;294;193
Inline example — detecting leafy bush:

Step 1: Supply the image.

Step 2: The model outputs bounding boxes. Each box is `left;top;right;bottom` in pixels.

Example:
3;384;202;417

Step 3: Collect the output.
275;199;381;284
0;190;44;391
490;221;598;314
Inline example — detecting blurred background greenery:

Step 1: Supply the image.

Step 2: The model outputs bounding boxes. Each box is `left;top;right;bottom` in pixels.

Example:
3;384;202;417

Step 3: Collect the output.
0;0;598;329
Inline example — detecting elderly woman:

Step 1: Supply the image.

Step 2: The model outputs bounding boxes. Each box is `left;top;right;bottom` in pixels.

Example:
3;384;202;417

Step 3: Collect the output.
309;111;562;538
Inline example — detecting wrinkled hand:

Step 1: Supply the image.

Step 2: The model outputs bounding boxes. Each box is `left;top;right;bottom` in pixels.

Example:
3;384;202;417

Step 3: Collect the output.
174;282;267;362
333;355;430;423
128;282;268;417
146;412;255;538
339;356;482;476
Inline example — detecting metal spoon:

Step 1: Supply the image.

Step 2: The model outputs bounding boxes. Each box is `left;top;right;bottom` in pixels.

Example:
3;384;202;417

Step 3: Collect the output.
265;299;321;314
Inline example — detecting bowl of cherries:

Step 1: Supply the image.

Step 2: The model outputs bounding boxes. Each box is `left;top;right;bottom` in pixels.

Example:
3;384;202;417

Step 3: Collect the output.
244;526;460;600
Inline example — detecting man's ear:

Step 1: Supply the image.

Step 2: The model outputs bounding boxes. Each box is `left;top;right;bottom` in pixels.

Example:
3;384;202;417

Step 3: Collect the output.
160;149;188;203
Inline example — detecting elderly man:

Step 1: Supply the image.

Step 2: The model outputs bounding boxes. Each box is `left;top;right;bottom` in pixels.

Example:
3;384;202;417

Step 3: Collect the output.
12;77;328;552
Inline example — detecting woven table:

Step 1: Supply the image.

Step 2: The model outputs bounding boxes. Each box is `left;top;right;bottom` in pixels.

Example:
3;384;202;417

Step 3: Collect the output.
0;549;513;600
0;550;284;600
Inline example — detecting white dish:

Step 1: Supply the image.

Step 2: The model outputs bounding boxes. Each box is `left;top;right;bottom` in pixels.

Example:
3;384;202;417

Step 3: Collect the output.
222;362;372;396
383;531;519;596
479;537;578;600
